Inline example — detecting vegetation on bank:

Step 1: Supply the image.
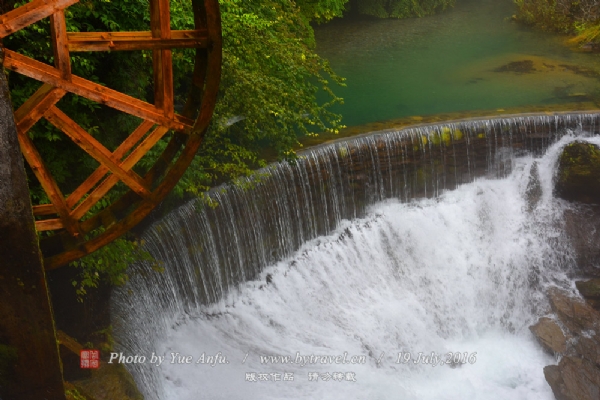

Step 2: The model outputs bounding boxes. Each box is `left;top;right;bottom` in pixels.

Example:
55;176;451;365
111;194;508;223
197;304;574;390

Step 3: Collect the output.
349;0;455;19
4;0;456;294
514;0;600;45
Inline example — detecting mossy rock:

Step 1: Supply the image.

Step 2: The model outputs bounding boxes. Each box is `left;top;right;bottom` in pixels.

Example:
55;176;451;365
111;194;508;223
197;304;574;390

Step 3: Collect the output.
555;141;600;204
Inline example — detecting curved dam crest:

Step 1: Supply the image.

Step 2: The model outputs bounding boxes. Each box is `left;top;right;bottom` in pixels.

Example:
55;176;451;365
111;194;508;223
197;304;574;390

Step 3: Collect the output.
112;112;600;399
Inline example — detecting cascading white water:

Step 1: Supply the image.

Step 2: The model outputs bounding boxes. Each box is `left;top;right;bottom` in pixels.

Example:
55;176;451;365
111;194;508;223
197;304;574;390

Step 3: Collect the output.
112;114;599;400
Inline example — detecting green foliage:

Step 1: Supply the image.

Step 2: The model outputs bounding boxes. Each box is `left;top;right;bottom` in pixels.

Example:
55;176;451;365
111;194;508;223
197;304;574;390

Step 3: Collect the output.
178;0;346;195
7;0;451;296
353;0;455;19
70;236;162;301
514;0;600;39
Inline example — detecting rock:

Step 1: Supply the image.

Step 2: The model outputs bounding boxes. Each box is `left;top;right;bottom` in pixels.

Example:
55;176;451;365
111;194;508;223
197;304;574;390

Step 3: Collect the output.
574;334;600;365
553;357;600;400
539;288;600;400
576;279;600;300
563;206;600;277
530;317;567;354
494;60;536;74
547;287;600;334
525;161;542;211
544;365;570;400
555;141;600;204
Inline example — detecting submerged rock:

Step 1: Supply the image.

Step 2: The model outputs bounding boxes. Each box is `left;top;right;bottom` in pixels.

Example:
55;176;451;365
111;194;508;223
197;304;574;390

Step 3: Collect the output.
494;60;536;74
555;142;600;204
525;161;542;211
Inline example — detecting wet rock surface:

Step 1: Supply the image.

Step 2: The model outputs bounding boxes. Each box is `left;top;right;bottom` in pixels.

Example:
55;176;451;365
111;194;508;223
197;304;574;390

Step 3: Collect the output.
529;317;567;354
563;206;600;277
555;141;600;204
532;288;600;400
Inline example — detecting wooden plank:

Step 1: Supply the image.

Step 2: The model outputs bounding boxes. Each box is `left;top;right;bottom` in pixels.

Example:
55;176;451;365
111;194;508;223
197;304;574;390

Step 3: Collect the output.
17;131;82;237
50;10;71;80
3;50;194;132
0;0;79;38
67;29;207;52
35;218;64;231
71;126;169;219
151;0;174;118
33;204;57;216
150;0;171;39
67;36;208;52
56;330;83;355
14;84;66;134
44;106;152;198
153;49;174;118
66;120;154;208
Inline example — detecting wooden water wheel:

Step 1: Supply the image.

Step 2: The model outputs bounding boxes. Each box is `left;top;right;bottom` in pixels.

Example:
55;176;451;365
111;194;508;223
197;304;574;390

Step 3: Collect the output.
1;0;221;269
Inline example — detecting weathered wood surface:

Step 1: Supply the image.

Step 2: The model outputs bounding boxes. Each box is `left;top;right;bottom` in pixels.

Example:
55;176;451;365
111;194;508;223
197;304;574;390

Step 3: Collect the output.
0;47;66;400
67;30;208;52
0;0;222;269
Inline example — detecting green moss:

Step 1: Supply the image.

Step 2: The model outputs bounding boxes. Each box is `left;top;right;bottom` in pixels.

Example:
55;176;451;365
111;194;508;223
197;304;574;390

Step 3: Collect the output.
66;388;88;400
555;141;600;203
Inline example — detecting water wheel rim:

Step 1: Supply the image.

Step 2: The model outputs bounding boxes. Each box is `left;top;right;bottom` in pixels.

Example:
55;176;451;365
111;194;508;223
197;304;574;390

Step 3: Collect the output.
1;0;222;269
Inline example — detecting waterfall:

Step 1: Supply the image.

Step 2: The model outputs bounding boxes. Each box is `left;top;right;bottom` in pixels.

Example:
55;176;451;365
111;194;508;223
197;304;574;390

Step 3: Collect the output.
112;112;599;400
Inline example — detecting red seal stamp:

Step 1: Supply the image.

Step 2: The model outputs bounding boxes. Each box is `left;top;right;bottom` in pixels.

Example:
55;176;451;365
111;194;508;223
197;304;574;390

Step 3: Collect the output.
80;349;100;369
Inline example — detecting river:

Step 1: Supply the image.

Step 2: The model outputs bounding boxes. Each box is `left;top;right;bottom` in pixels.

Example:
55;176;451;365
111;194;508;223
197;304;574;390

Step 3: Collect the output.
315;0;600;127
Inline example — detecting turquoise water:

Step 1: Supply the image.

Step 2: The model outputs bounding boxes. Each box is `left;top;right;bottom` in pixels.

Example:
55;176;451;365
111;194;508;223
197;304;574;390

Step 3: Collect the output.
315;0;600;127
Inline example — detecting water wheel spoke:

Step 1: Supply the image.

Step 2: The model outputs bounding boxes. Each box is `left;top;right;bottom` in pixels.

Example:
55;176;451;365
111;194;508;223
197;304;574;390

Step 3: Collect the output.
66;120;155;209
3;49;194;131
18;131;82;236
44;106;152;198
0;0;79;38
49;10;71;80
32;204;57;216
14;83;66;134
69;126;170;220
151;0;174;118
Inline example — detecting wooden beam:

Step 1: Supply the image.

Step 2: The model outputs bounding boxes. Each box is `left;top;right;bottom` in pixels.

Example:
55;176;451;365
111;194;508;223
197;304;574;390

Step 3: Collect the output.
66;120;154;209
71;126;169;220
67;30;208;52
17;129;82;237
50;10;71;80
44;106;152;199
151;0;174;118
14;83;66;134
0;0;79;38
3;50;194;132
35;218;64;231
33;204;57;216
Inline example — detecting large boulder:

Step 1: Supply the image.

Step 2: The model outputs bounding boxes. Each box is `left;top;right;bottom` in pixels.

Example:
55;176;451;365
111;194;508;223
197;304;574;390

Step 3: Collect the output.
533;288;600;400
555;141;600;204
545;357;600;400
